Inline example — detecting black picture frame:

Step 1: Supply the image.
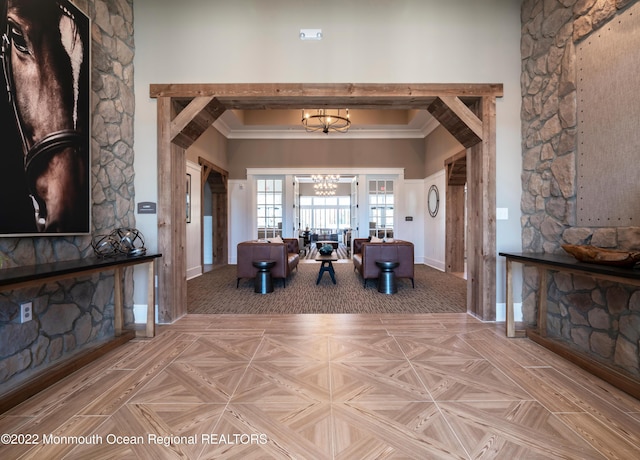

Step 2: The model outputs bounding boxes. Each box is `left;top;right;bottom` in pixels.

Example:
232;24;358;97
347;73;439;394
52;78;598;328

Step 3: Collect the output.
428;185;439;218
0;0;91;236
186;173;191;223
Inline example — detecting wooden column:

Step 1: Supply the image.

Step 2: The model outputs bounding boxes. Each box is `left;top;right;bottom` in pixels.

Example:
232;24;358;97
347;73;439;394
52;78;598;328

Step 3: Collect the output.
157;98;187;322
446;184;466;273
444;150;467;274
466;97;497;320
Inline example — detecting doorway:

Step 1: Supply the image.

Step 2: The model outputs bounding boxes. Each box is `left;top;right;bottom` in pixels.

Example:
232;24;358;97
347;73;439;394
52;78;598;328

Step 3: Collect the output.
199;157;228;273
152;83;501;323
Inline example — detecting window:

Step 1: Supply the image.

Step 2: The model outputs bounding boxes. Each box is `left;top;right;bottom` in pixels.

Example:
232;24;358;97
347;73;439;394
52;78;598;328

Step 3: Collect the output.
299;195;350;232
257;179;283;238
368;180;394;238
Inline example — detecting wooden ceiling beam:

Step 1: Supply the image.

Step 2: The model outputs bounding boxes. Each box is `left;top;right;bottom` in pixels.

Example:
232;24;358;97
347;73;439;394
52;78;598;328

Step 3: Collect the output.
150;83;504;99
171;96;214;140
445;150;468;186
170;97;226;149
214;97;440;110
427;96;483;148
198;156;228;193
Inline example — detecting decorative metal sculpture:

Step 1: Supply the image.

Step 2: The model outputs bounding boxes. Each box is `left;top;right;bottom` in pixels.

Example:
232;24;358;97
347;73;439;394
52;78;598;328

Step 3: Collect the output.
92;227;146;257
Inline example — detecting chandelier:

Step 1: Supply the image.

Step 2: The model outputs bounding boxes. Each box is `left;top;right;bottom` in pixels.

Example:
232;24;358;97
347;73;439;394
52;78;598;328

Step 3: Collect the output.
302;109;350;134
312;174;340;195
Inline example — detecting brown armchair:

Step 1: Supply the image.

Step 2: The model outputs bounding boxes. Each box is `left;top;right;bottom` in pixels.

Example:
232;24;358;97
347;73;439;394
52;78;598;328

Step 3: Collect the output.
352;238;414;288
236;238;300;288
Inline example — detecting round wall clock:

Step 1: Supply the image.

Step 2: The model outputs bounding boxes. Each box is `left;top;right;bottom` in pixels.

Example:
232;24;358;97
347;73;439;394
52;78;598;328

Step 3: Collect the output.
428;185;439;217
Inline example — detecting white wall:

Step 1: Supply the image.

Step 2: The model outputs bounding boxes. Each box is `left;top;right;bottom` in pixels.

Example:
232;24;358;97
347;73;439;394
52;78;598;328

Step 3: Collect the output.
133;0;523;304
397;180;425;264
424;170;446;270
186;161;202;280
228;180;251;264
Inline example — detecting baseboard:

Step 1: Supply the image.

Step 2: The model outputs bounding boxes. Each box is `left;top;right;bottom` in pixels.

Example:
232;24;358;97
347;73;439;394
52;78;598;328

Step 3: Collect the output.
496;302;522;322
186;266;202;280
424;258;445;271
134;304;158;324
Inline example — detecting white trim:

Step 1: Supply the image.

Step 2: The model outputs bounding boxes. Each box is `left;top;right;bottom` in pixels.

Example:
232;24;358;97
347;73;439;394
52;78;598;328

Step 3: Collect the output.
247;167;405;177
212;113;441;140
186;267;202;280
424;259;445;271
222;129;430;140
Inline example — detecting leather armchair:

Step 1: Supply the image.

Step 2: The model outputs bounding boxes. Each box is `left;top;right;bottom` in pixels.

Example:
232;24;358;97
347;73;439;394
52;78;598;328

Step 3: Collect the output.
236;238;300;288
352;238;414;288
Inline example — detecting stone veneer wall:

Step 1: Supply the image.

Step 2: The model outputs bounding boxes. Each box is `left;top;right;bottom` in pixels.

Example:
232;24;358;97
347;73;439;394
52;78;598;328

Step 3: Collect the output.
521;0;640;377
0;0;135;390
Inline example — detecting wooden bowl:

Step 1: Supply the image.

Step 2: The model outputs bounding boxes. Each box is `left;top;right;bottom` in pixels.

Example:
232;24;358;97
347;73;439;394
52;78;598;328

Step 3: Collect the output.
562;244;640;268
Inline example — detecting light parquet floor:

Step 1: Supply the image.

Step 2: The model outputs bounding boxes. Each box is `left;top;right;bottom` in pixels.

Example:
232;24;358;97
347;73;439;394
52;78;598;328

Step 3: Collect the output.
2;313;640;459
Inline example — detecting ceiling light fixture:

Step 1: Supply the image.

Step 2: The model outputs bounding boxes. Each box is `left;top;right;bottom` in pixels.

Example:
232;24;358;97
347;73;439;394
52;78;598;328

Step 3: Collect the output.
312;174;340;195
302;109;350;134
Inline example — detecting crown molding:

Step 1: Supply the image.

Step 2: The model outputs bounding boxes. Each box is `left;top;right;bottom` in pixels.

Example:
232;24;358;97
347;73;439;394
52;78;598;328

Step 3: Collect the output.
212;110;441;140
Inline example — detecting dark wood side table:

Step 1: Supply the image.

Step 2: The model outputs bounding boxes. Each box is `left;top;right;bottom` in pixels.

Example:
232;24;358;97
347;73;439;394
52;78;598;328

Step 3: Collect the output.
376;260;400;294
252;260;276;294
500;251;640;400
315;252;338;284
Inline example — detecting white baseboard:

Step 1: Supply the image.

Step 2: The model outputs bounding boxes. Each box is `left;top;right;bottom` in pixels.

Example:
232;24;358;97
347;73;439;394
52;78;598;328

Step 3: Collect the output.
495;302;522;322
423;258;445;271
186;266;202;281
134;304;158;324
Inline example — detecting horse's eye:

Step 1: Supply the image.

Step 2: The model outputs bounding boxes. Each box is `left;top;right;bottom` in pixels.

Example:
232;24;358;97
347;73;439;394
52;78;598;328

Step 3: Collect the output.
8;23;29;54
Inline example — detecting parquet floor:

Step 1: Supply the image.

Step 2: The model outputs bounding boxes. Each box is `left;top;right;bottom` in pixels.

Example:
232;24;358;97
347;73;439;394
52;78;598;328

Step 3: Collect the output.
2;313;640;459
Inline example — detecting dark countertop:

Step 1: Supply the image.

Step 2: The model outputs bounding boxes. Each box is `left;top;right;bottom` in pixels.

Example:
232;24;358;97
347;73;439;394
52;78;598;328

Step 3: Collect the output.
499;252;640;280
0;253;161;288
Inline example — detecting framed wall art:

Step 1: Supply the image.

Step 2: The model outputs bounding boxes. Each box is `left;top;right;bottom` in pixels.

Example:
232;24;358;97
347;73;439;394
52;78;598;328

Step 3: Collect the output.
186;173;191;223
0;0;91;235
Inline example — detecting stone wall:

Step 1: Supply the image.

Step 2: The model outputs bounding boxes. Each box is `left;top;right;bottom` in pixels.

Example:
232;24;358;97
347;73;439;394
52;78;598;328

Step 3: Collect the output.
0;0;135;390
521;0;640;376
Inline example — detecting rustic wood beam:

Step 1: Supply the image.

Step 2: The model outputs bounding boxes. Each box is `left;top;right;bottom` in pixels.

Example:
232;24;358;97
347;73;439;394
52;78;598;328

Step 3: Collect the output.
439;96;483;140
171;98;226;149
150;83;504;99
198;156;229;186
444;149;467;166
445;149;467;186
427;96;483;148
156;97;173;323
170;96;214;141
466;97;497;320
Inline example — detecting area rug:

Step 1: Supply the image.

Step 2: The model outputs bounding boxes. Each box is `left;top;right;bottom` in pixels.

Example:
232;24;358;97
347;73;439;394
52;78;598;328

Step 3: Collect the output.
187;262;466;314
303;243;350;260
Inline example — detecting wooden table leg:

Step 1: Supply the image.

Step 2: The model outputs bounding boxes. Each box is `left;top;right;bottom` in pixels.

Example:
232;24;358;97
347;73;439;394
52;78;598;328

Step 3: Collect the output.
506;258;515;338
538;266;548;337
114;266;123;336
146;260;156;337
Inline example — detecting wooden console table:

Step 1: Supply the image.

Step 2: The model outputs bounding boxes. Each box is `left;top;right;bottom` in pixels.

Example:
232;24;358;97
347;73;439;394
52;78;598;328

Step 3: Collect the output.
500;251;640;399
0;253;161;413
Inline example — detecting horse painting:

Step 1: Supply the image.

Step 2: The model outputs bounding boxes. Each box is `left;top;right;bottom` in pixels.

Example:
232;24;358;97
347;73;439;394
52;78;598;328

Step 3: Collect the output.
0;0;89;234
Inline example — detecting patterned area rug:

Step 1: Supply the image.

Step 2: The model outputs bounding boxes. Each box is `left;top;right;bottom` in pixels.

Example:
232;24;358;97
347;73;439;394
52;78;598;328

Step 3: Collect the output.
188;262;466;314
303;243;349;260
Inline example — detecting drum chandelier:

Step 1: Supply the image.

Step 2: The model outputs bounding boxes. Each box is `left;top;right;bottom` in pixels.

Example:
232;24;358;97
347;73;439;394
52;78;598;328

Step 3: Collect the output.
301;109;350;134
